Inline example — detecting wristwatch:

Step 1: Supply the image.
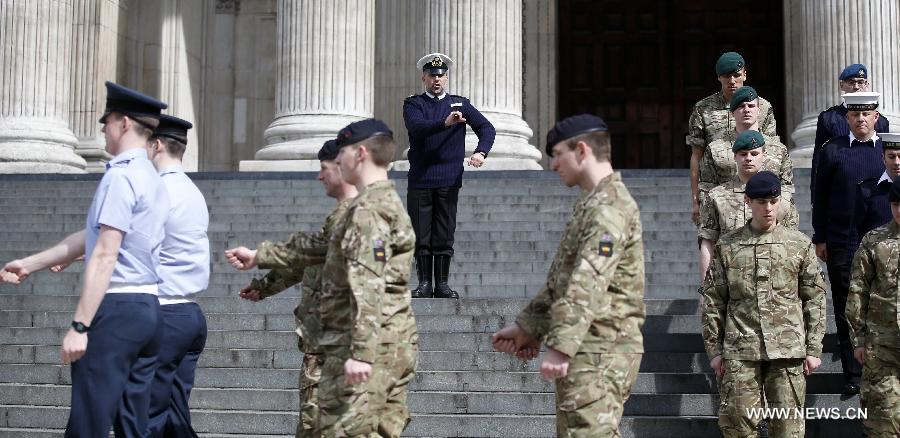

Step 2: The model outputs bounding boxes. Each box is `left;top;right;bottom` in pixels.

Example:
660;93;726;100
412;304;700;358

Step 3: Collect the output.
71;321;90;334
475;151;487;159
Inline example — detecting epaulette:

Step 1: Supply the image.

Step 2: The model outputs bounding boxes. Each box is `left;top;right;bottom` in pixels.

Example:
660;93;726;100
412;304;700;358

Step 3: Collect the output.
821;135;844;148
108;159;132;168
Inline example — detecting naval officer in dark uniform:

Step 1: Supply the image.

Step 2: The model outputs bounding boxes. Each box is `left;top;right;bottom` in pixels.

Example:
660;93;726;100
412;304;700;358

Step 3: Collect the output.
813;91;886;396
403;52;496;299
853;132;900;249
811;63;890;199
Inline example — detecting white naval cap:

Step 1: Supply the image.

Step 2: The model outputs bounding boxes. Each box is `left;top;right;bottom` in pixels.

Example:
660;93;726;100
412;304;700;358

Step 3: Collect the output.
416;53;454;74
843;91;880;111
880;132;900;149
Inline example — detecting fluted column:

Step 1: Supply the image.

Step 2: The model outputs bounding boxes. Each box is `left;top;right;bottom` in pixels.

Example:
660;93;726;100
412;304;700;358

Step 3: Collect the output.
0;0;87;173
418;0;542;170
70;0;118;172
157;0;203;171
373;0;427;161
785;0;900;167
242;0;374;171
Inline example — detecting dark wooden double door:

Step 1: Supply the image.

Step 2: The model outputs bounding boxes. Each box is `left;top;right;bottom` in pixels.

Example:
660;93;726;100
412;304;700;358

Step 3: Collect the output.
558;0;785;168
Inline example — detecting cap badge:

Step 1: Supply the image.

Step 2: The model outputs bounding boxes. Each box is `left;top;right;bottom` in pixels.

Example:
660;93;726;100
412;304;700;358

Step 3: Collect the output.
858;69;865;77
431;56;442;67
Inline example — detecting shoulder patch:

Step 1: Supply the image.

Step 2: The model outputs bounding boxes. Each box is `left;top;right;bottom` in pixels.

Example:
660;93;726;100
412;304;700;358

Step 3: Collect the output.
373;239;386;262
598;233;614;257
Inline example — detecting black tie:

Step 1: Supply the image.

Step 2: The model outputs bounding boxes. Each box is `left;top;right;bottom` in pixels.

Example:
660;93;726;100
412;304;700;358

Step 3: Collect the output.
852;139;874;148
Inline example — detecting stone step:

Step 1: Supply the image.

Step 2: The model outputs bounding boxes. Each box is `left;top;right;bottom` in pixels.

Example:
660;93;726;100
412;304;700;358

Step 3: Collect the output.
3;281;718;300
0;322;845;356
0;384;867;418
0;310;838;337
0;362;850;399
0;296;706;317
0;229;715;244
0;400;865;437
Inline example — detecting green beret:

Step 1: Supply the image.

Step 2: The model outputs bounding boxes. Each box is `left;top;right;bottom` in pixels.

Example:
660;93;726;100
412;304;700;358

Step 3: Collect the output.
729;86;758;112
715;51;745;76
732;130;765;153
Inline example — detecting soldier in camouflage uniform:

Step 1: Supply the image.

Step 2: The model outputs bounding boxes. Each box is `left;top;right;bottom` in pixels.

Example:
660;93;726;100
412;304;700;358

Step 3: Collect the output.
698;130;800;282
847;177;900;437
317;119;418;437
698;86;793;201
702;171;826;438
689;52;777;224
492;114;645;437
223;139;357;438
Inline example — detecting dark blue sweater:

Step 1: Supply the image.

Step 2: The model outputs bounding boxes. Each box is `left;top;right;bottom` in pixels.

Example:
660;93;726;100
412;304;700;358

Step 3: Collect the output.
810;105;890;198
403;93;495;189
813;134;885;246
852;175;892;249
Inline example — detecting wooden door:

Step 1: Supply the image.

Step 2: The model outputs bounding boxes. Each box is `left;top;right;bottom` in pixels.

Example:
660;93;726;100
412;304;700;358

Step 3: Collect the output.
558;0;785;168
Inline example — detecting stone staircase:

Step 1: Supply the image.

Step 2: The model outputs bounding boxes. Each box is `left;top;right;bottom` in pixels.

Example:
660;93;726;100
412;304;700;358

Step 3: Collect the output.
0;170;863;437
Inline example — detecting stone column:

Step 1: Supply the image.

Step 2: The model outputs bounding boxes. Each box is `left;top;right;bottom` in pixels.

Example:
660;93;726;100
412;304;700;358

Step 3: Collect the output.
373;0;427;161
157;0;203;171
397;0;541;170
241;0;375;171
70;0;119;172
0;0;87;173
785;0;900;167
523;0;557;168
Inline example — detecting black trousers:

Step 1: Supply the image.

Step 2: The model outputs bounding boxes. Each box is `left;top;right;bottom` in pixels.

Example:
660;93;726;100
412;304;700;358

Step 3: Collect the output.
824;244;862;384
407;186;460;257
149;302;207;438
65;293;163;438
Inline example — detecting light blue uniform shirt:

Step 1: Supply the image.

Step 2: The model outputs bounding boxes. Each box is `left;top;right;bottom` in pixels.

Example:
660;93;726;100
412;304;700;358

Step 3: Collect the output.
85;148;170;285
158;165;210;297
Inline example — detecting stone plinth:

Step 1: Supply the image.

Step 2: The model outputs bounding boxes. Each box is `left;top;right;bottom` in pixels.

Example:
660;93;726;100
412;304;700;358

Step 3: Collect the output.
243;0;374;171
0;0;86;173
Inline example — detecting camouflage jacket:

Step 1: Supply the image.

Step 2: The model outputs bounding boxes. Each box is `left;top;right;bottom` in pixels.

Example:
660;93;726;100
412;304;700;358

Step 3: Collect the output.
699;178;799;242
847;221;900;350
516;172;646;357
320;180;418;363
702;224;826;361
687;91;777;152
251;199;354;353
698;134;793;196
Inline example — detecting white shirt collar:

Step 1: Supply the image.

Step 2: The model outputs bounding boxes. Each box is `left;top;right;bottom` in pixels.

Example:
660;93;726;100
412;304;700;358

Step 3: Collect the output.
849;132;879;146
425;91;447;100
878;171;892;185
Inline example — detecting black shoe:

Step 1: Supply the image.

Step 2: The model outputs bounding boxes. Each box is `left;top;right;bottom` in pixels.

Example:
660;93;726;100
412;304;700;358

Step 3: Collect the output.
433;255;459;299
841;382;860;396
411;256;433;298
757;418;769;438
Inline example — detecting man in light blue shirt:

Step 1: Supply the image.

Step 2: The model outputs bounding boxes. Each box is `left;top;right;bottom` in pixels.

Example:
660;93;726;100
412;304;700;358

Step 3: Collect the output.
145;114;211;437
0;81;170;437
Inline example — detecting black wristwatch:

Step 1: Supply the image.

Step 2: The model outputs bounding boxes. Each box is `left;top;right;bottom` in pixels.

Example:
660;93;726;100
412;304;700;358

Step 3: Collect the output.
475;151;487;158
71;321;90;334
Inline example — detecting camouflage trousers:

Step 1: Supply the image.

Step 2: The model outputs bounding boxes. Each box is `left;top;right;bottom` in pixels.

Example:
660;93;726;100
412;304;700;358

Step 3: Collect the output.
555;352;641;438
719;358;805;438
317;347;378;437
296;352;323;438
370;342;418;438
861;344;900;437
